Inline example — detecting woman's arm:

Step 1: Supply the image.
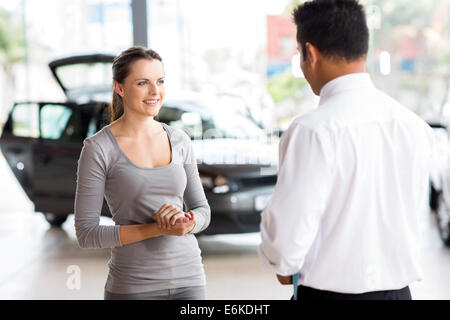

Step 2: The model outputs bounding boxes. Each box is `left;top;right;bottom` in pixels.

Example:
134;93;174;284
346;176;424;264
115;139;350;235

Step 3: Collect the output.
118;223;161;246
119;214;196;245
74;139;123;249
183;137;211;234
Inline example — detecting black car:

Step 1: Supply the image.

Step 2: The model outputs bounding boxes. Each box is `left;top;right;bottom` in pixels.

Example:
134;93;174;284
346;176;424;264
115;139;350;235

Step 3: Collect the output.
426;116;450;246
0;53;278;235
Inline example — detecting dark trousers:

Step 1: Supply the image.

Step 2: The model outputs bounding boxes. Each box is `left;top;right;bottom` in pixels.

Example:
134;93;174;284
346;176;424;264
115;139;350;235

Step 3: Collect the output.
294;285;412;300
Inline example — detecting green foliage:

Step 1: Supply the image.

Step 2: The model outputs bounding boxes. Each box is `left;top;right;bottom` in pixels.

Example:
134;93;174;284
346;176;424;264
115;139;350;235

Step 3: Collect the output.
267;69;307;103
0;8;24;67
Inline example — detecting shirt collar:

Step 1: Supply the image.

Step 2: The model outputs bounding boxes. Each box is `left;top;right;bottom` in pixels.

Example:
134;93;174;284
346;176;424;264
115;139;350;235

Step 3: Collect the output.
319;72;374;106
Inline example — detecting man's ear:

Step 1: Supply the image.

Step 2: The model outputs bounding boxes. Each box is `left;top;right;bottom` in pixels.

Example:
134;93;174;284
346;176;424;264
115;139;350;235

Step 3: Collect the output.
113;80;124;97
305;42;320;68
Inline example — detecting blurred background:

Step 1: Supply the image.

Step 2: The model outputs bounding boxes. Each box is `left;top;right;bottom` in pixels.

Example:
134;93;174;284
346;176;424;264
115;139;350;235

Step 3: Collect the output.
0;0;450;300
2;0;448;129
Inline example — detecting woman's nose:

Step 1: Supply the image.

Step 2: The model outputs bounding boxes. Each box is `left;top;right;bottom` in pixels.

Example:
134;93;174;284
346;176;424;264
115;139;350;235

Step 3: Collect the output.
148;83;159;95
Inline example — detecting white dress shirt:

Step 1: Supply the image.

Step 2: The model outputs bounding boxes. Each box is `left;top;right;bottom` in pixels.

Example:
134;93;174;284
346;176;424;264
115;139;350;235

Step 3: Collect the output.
258;73;436;294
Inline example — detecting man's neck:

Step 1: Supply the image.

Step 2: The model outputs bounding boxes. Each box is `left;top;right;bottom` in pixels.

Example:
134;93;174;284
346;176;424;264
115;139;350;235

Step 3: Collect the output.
319;59;367;93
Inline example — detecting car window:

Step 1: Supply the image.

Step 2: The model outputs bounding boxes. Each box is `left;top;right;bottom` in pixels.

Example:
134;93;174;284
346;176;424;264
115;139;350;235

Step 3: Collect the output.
11;103;40;138
40;104;74;140
158;105;265;140
212;111;266;140
157;106;206;139
169;112;204;139
86;118;97;138
55;62;112;92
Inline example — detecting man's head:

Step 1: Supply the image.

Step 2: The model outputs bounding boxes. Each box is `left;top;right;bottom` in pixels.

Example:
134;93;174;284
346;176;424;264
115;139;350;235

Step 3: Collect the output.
293;0;369;95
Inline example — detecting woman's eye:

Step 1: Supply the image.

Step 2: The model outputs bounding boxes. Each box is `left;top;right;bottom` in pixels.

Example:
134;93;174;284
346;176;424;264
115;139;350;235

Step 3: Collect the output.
138;81;147;86
158;79;165;85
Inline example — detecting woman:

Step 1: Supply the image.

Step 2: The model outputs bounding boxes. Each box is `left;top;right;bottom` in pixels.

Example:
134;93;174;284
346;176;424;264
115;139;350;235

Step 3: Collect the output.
74;46;211;300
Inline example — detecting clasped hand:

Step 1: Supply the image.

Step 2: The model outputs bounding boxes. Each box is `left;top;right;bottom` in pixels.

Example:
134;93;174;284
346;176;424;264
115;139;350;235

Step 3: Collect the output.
152;203;196;236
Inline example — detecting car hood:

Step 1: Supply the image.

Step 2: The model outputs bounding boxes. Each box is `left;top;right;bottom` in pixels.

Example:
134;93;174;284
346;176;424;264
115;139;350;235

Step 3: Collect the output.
49;53;115;103
192;138;278;174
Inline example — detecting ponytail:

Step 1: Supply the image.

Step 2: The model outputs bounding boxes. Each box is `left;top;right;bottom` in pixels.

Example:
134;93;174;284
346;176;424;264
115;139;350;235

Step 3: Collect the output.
110;91;124;123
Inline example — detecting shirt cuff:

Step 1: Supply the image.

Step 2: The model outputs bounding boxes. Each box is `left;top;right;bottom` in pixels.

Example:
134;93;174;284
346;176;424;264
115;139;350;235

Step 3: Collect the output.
257;243;298;277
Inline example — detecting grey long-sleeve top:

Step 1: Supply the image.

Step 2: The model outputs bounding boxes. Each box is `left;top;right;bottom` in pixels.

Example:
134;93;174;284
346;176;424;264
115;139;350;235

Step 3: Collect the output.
74;122;211;294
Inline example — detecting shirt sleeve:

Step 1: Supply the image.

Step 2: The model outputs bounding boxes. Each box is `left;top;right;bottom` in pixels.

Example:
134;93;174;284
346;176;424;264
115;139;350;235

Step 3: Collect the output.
258;123;334;276
182;136;211;234
74;138;122;249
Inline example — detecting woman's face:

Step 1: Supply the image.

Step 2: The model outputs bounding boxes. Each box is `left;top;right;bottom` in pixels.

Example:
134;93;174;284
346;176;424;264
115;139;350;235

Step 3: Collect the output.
114;58;165;118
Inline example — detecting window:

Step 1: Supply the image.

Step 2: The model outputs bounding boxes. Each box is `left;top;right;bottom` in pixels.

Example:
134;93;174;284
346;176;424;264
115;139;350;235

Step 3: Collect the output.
11;103;40;138
86;118;97;138
157;106;204;139
158;104;266;140
55;62;113;93
40;104;73;140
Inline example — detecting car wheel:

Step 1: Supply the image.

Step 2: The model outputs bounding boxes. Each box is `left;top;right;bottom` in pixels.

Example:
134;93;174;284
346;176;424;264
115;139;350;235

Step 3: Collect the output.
436;193;450;246
43;213;68;227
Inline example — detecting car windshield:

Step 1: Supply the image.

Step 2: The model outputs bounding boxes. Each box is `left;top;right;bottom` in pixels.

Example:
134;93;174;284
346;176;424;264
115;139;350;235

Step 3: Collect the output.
159;104;267;141
158;100;273;141
210;111;265;140
55;62;112;92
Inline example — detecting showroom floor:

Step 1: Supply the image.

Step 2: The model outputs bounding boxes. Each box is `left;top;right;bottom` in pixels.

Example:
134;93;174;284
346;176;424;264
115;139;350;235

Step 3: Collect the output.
1;153;449;300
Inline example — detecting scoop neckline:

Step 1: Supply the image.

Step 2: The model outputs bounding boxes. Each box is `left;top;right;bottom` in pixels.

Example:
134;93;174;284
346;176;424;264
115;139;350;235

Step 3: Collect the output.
105;122;174;170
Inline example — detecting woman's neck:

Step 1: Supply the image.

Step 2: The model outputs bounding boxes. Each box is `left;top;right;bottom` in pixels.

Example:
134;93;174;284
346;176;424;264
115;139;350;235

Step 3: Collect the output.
115;112;161;138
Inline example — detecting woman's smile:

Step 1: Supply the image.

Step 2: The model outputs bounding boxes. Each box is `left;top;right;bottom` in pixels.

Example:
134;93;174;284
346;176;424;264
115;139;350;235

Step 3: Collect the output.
143;99;160;106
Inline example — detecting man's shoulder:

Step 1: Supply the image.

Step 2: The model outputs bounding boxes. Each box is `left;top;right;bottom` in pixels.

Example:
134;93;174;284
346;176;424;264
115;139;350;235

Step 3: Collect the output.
289;106;334;133
380;91;431;129
283;111;332;141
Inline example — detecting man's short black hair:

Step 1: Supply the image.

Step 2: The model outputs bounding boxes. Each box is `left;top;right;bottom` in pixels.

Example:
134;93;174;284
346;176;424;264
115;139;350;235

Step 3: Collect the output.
293;0;369;62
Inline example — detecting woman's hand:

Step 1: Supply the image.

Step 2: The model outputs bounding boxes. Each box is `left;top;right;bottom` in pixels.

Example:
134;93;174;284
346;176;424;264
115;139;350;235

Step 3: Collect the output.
152;204;196;235
163;211;196;236
153;203;188;229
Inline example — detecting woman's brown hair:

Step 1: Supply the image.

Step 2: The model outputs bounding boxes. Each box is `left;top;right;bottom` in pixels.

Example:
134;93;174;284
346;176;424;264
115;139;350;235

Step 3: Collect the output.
110;46;163;123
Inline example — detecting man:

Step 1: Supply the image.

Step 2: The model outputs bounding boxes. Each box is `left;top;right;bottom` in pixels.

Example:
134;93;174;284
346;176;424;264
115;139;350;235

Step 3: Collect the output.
258;0;435;300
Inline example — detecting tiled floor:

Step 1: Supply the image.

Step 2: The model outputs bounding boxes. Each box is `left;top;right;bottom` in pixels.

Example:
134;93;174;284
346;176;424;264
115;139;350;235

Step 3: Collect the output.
0;152;449;300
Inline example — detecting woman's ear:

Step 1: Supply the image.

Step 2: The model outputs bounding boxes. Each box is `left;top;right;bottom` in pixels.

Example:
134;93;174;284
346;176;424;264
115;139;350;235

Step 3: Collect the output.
113;80;124;97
